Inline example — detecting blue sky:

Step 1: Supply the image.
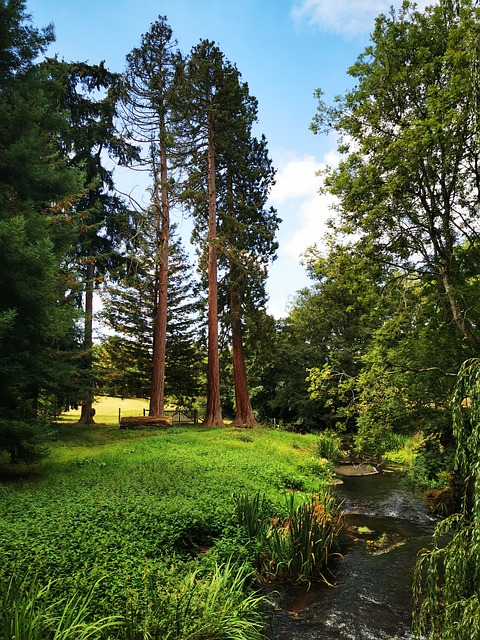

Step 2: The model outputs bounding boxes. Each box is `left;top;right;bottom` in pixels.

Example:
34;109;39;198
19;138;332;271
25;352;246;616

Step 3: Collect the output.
28;0;432;317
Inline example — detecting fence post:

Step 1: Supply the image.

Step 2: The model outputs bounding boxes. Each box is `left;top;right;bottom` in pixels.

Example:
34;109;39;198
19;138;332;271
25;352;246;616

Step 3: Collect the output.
118;408;121;425
194;409;198;425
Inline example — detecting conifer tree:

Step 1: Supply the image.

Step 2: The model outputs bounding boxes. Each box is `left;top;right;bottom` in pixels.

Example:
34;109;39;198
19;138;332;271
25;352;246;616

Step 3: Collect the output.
121;16;180;417
0;0;83;461
178;40;240;427
220;135;279;426
45;58;137;424
179;41;279;426
100;227;202;406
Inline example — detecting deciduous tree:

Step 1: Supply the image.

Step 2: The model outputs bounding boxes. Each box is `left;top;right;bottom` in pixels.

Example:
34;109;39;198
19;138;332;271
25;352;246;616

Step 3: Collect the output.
312;0;480;351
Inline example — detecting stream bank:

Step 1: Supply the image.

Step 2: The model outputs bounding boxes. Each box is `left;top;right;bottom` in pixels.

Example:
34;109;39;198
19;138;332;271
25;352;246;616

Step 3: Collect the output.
268;472;437;640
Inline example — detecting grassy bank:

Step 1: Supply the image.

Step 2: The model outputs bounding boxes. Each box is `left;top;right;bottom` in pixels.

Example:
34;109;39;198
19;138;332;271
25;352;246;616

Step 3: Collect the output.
0;400;342;639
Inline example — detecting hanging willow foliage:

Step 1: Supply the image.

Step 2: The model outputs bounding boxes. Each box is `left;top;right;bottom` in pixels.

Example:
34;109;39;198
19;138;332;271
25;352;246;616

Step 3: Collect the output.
413;358;480;639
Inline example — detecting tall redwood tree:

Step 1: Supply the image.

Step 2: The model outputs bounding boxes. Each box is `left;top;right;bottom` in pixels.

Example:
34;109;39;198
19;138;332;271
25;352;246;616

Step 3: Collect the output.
121;17;180;416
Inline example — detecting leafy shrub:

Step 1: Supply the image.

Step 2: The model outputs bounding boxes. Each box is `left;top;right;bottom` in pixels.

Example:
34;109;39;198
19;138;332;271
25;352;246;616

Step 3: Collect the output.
407;433;454;491
298;457;333;479
315;431;342;462
278;473;306;491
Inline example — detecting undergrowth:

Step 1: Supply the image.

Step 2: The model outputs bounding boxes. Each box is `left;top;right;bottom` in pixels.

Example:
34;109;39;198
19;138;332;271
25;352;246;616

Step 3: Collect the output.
233;490;344;584
0;421;339;639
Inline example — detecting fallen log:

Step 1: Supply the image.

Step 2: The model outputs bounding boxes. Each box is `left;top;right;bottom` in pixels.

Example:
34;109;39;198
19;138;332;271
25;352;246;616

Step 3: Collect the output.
120;416;173;430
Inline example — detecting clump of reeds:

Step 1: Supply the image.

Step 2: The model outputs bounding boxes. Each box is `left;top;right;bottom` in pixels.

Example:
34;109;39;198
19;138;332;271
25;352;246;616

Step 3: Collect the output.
0;572;121;640
233;490;344;584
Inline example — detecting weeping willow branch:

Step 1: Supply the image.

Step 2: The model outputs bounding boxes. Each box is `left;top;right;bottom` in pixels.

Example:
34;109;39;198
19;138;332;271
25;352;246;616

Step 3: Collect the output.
413;358;480;639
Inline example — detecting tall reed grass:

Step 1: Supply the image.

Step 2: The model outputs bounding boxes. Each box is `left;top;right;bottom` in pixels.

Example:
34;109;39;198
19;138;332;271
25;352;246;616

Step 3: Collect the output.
265;493;343;583
0;572;121;640
233;491;344;584
126;560;267;640
315;431;342;462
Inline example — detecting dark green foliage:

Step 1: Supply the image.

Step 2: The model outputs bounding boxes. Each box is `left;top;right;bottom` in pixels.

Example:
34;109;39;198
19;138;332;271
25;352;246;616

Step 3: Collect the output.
0;418;53;465
45;57;138;418
407;433;455;492
0;2;84;460
100;229;204;405
0;0;54;80
253;317;327;431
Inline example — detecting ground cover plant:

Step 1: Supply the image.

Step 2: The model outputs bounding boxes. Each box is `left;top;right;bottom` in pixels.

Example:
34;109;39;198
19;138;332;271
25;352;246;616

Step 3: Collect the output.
0;401;341;639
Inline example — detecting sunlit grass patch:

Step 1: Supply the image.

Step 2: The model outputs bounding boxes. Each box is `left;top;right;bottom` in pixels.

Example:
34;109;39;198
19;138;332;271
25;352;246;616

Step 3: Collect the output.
59;396;150;425
382;432;423;468
1;419;339;638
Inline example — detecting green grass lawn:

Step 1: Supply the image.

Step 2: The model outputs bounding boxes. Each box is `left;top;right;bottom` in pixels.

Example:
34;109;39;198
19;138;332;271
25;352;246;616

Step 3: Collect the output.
0;400;339;639
59;396;151;425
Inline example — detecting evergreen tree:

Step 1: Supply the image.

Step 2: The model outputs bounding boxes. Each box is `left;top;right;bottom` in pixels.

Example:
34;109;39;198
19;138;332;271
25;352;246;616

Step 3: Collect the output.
120;16;180;417
0;0;83;461
179;40;279;427
178;40;239;427
45;58;138;424
219;134;279;426
100;227;202;406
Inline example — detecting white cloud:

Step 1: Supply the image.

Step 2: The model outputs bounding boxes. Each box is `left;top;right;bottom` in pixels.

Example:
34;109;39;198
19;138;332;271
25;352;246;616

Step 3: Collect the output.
284;189;337;258
269;155;322;204
268;153;339;260
291;0;436;36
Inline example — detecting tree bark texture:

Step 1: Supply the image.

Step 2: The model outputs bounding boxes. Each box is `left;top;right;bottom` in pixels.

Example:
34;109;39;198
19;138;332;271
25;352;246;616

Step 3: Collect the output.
203;112;224;427
230;282;257;427
120;415;172;429
149;130;169;417
78;252;95;425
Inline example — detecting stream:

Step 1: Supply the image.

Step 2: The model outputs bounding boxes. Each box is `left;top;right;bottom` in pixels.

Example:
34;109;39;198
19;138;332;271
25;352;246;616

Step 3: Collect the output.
268;470;437;640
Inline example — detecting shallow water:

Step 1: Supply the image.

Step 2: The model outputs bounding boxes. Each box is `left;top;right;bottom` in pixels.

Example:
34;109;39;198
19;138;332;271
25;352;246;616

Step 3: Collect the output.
269;473;437;640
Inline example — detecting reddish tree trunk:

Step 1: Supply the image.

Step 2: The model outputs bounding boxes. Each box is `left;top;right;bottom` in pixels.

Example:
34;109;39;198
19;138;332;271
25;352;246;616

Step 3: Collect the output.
230;285;257;427
203;113;224;427
149;134;169;417
78;252;95;425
